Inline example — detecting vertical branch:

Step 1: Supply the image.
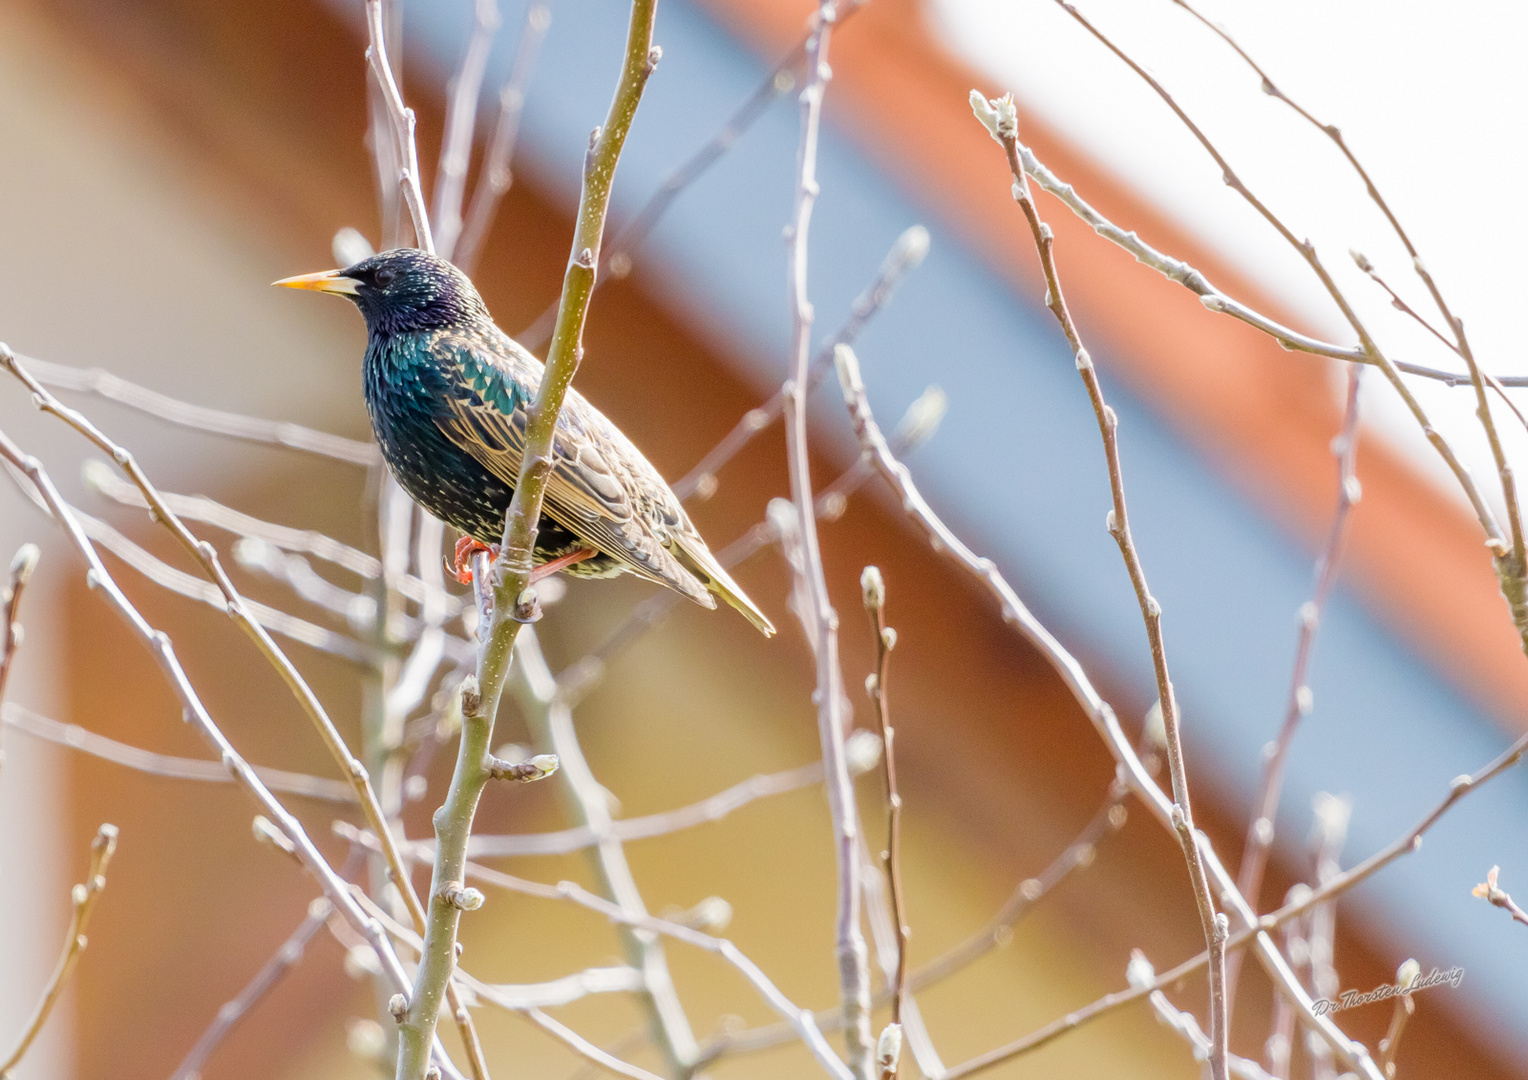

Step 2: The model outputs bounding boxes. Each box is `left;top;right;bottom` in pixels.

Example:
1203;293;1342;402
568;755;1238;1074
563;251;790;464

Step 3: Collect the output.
1230;366;1362;1005
0;824;118;1078
970;91;1226;1080
859;568;908;1028
0;544;39;710
783;5;872;1075
398;5;661;1078
456;5;551;275
1306;793;1351;1080
365;0;435;254
434;0;502;260
1377;960;1419;1079
861;567;910;1080
511;630;700;1075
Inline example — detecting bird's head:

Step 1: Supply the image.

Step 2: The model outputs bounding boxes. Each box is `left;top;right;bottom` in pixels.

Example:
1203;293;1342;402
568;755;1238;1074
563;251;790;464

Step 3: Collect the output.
274;248;489;336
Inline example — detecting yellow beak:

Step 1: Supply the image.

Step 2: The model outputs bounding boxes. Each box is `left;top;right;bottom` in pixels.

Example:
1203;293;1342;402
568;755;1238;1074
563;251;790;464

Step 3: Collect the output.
272;269;361;295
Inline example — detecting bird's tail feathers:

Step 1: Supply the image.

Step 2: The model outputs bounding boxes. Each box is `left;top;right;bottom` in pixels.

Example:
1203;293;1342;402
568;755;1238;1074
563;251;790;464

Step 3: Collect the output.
669;533;776;637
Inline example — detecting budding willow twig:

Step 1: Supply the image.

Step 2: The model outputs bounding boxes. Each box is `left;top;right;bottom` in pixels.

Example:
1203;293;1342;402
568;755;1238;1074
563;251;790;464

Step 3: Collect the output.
0;824;119;1079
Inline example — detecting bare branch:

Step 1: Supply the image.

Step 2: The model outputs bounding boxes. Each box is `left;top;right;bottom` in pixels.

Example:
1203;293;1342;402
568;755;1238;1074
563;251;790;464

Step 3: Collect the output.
561;386;944;704
1229;366;1362;1006
510;628;698;1073
170;883;354;1080
84;462;384;581
466;759;832;857
400;5;661;1076
1377;960;1420;1079
434;0;502;260
779;8;873;1074
859;567;908;1036
20;352;379;464
456;5;551;275
833;334;1380;1075
0;824;118;1079
1173;0;1528;576
0;424;464;1079
365;0;434;253
1;348;482;1076
2;702;356;803
674;224;929;503
0;543;39;709
1048;1;1514;642
516;2;873;349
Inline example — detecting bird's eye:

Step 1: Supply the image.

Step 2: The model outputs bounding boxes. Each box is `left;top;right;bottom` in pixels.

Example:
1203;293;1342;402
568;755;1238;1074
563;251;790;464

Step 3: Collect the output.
374;267;396;287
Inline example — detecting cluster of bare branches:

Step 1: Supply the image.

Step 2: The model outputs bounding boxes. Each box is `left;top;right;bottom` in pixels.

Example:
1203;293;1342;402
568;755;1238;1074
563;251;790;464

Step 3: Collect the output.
2;2;1527;1080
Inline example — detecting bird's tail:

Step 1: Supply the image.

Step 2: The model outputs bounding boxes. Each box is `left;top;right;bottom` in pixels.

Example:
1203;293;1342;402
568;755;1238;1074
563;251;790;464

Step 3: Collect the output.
669;533;776;637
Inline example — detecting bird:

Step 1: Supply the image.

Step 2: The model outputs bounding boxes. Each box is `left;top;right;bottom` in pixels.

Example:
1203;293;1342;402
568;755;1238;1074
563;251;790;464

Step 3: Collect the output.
275;247;775;636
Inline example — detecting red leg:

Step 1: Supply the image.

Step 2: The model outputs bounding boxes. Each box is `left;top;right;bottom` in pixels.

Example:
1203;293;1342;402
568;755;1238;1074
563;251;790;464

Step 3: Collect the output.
450;537;499;585
529;546;598;583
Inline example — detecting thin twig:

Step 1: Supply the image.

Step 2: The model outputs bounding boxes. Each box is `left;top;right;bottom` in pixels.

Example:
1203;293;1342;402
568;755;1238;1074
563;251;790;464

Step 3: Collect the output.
970;92;1226;1079
345;884;665;1080
84;462;385;582
1376;961;1419;1079
1;347;483;1077
1173;0;1528;589
782;6;872;1075
20;353;379;464
832;337;1380;1076
1050;0;1507;611
339;821;853;1080
465;760;829;856
0;426;463;1080
859;567;908;1034
27;486;373;664
433;0;502;260
560;385;945;705
456;5;551;275
169;847;363;1080
1306;793;1350;1080
365;0;434;253
674;224;929;503
0;824;118;1080
509;629;698;1073
2;702;356;803
937;721;1527;1080
1127;950;1275;1080
398;5;660;1077
515;1;871;349
0;543;38;709
1473;865;1528;928
1229;365;1362;1007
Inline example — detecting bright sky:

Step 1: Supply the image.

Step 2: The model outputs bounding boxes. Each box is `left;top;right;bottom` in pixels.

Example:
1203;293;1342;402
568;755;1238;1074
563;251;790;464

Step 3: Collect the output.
931;0;1528;520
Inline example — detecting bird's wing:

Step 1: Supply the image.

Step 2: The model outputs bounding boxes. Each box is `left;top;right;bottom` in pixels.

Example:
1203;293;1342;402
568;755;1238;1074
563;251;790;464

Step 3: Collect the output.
430;331;712;605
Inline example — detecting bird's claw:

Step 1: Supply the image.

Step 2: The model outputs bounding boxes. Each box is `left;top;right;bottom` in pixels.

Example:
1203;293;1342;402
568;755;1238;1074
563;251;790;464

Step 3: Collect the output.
450;537;499;585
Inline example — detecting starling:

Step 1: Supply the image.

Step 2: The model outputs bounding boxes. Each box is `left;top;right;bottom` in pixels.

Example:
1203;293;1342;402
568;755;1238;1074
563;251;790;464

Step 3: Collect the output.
276;248;775;636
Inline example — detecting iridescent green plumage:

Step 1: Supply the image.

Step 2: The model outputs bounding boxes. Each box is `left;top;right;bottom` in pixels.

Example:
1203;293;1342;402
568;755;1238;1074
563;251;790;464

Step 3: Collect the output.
278;248;774;636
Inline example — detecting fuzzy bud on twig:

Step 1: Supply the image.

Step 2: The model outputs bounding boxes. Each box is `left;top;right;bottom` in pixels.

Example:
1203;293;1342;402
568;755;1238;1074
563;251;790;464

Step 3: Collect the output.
876;1022;903;1080
487;753;560;783
845;729;884;775
8;543;40;588
968;90;1018;143
860;565;886;613
891;385;948;449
